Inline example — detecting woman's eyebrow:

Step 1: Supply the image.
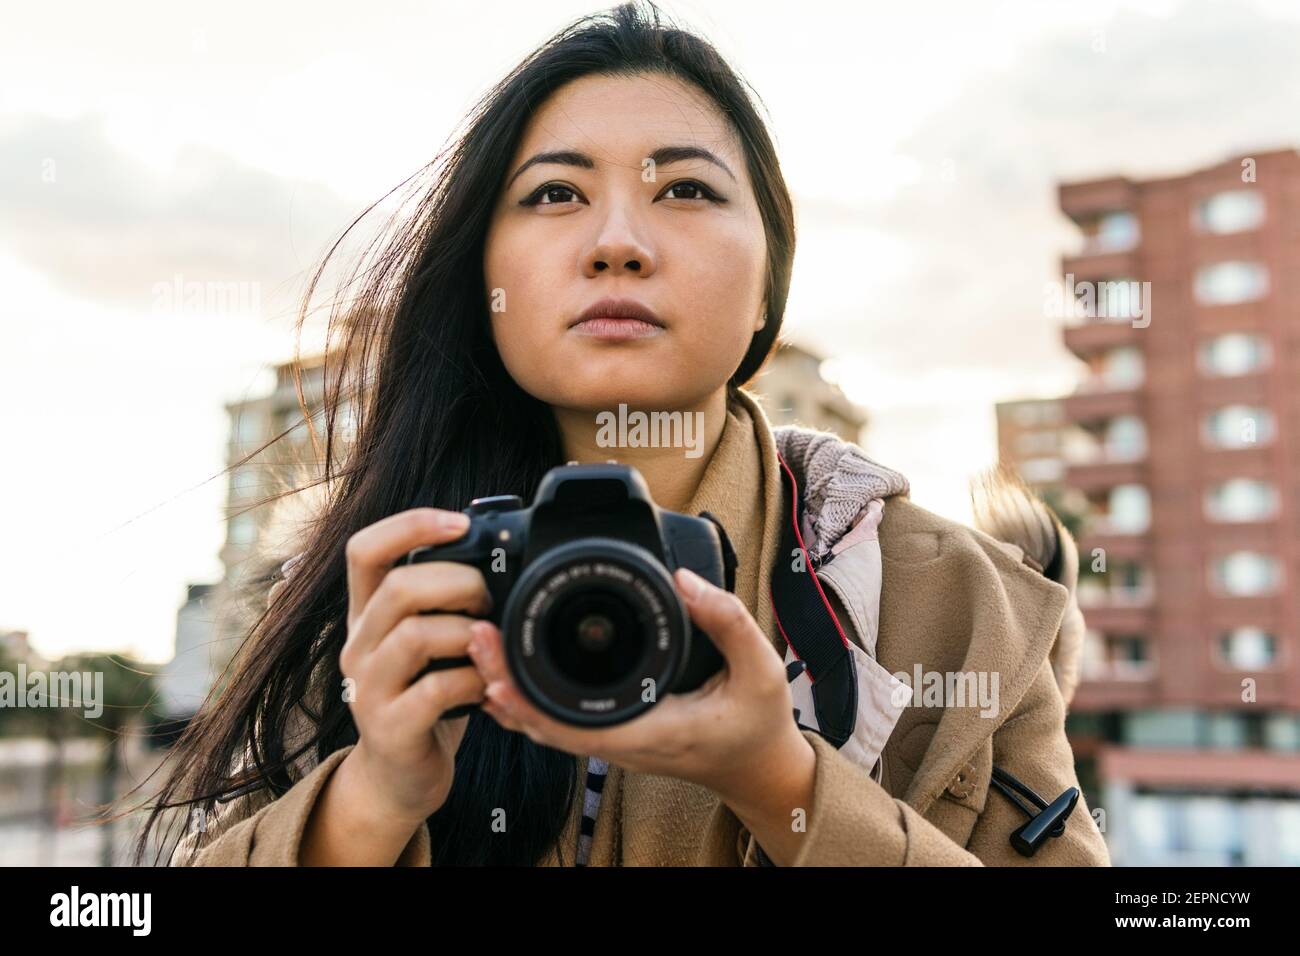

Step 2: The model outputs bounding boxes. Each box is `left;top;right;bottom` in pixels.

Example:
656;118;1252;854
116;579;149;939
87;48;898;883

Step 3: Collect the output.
506;145;736;188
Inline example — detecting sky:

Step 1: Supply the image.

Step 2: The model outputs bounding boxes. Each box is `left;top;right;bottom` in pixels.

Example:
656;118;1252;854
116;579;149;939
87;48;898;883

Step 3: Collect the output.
3;0;1299;662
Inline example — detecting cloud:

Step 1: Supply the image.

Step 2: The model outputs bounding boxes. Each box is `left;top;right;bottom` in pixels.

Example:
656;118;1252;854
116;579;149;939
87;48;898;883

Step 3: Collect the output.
792;0;1300;392
0;112;364;317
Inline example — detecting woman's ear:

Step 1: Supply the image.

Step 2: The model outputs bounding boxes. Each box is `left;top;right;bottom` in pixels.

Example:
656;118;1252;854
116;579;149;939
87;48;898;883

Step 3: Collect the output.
755;298;768;331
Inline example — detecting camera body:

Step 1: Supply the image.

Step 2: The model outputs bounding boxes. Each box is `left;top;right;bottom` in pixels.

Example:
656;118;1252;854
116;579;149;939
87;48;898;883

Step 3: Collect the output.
399;463;733;726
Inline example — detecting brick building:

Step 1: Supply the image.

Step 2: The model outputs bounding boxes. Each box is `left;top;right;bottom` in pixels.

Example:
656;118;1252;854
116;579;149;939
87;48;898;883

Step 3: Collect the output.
1050;149;1300;865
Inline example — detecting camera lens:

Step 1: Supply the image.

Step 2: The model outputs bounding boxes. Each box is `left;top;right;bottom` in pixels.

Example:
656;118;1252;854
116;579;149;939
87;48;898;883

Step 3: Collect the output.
546;589;645;688
503;538;691;726
576;613;614;652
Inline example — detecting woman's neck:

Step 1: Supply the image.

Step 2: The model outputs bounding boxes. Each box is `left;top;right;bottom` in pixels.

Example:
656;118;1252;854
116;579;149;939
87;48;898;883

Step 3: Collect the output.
551;389;730;513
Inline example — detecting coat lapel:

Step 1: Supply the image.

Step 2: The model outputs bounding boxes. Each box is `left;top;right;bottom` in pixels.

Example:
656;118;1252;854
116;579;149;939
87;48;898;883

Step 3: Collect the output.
873;500;1070;816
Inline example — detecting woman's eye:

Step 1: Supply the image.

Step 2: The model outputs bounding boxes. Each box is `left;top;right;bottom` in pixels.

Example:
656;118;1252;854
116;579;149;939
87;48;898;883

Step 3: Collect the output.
661;180;720;202
522;183;581;206
521;179;723;207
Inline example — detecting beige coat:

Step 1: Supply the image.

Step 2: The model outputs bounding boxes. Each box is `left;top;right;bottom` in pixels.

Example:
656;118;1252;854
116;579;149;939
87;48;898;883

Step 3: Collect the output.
176;389;1110;866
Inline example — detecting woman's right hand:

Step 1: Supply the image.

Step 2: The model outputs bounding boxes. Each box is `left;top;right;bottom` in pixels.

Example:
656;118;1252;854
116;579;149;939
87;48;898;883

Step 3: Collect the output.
339;507;493;828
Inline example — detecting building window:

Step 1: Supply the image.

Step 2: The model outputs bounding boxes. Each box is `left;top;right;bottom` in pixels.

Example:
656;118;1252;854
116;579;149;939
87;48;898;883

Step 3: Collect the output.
1083;210;1140;253
1108;484;1151;533
1205;478;1279;522
1205;713;1248;749
1095;275;1145;320
1016;430;1059;455
1203;405;1276;449
1199;333;1271;377
234;412;263;447
228;513;257;547
229;467;260;501
1264;715;1300;751
1010;401;1060;427
1081;630;1153;680
1217;627;1277;669
1211;551;1281;596
1100;346;1144;388
1195;189;1265;234
1110;635;1151;676
1194;261;1269;305
1124;708;1200;747
1104;415;1147;460
1019;458;1064;484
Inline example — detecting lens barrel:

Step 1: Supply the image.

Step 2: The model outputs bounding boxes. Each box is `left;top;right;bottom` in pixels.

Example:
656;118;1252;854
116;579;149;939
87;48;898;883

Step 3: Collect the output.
503;538;691;726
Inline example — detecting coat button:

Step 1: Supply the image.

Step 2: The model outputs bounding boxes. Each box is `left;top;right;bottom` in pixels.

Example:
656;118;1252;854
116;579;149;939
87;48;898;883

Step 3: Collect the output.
946;762;978;799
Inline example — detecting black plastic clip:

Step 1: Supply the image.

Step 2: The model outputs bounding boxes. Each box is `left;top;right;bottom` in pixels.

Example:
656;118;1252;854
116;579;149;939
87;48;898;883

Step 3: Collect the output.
989;764;1080;857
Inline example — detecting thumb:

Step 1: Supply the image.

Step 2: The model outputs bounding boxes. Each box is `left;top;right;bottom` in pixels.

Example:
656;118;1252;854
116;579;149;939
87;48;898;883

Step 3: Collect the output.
674;567;770;684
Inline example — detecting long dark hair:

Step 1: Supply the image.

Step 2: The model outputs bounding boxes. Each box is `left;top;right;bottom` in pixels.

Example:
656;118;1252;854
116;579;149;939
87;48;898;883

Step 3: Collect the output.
135;0;795;866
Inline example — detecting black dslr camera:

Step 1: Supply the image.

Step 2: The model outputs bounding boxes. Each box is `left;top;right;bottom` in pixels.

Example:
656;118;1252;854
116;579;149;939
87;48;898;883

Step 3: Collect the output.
398;463;735;727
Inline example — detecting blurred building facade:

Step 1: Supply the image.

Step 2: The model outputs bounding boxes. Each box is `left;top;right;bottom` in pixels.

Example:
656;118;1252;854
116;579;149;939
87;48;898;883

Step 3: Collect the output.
995;397;1067;489
151;584;218;747
1002;149;1300;865
752;341;867;442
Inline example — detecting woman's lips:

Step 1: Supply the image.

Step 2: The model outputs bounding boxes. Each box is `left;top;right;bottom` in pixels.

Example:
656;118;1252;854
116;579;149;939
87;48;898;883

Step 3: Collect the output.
569;317;665;340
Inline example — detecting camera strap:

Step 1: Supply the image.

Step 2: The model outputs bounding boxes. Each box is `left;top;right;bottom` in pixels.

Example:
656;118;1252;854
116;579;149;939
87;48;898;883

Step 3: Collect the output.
769;452;858;749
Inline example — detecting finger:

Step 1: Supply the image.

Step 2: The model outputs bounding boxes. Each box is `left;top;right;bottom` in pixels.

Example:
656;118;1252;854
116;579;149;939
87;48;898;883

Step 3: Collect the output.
349;562;491;659
363;614;477;697
674;568;772;685
387;664;487;729
345;508;470;628
470;623;683;755
468;624;568;745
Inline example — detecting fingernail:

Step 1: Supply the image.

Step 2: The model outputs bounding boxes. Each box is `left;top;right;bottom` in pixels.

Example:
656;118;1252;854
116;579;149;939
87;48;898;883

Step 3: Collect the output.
443;511;471;532
676;567;703;599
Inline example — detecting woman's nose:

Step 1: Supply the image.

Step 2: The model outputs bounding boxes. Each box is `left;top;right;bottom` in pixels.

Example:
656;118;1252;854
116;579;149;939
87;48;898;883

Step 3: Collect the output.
583;207;657;277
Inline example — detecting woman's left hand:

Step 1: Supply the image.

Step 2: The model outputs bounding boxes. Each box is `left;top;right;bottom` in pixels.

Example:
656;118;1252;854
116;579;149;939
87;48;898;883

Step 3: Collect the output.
465;566;811;805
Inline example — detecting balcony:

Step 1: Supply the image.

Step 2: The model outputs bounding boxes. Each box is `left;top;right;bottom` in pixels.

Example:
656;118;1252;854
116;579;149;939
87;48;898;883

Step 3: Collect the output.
1059;178;1137;222
1077;585;1155;633
1063;383;1141;424
1061;250;1138;282
1078;528;1150;562
1072;678;1158;711
1063;319;1141;357
1065;457;1145;493
1077;584;1154;611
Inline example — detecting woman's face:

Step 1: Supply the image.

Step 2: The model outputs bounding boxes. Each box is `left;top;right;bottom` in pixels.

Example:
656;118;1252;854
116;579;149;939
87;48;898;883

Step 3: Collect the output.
483;72;768;413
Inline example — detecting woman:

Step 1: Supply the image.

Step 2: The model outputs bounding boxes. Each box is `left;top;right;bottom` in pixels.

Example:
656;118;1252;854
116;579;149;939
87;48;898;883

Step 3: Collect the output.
139;1;1110;867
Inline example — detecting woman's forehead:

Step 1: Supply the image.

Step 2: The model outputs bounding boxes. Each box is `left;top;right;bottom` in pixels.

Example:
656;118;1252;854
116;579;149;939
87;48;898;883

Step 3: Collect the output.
513;72;742;171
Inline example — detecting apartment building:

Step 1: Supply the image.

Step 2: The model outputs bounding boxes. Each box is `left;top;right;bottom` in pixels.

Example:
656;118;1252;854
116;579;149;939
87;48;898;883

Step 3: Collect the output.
1051;149;1300;865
